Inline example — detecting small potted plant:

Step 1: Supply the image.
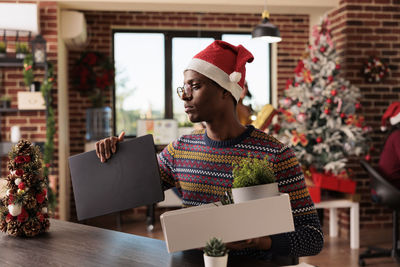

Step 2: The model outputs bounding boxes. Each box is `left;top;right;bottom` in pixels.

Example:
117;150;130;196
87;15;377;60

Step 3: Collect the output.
0;41;6;58
203;237;228;267
231;155;278;203
16;43;29;59
0;95;11;109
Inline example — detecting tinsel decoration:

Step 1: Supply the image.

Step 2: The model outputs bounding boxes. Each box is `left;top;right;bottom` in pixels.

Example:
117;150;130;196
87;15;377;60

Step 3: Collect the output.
0;140;50;237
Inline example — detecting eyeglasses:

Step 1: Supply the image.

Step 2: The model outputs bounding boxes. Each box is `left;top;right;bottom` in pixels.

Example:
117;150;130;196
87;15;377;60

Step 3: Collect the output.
177;84;196;99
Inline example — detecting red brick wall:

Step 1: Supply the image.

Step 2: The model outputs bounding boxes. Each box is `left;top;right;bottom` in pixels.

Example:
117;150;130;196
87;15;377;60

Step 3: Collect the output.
328;0;400;239
0;1;59;216
67;11;309;220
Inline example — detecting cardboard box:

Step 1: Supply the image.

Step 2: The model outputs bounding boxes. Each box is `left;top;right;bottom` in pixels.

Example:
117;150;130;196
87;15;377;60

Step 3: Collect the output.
160;193;294;253
17;92;46;110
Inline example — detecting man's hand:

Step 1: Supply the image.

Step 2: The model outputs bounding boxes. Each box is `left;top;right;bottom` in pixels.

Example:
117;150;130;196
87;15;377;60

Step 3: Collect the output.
95;131;125;162
226;236;271;251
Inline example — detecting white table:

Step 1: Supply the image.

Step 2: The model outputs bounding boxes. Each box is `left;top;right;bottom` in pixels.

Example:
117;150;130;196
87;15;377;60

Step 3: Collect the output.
315;199;359;249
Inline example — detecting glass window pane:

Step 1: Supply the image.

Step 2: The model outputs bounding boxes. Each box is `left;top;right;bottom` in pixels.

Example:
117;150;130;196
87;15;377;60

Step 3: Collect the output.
114;33;165;136
222;34;270;111
172;37;214;125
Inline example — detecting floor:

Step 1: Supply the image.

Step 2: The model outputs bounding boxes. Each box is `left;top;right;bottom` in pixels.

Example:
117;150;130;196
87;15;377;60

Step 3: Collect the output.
85;208;399;267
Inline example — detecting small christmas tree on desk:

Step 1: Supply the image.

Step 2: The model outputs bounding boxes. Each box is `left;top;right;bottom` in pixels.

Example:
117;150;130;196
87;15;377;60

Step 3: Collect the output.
0;140;50;237
271;17;371;198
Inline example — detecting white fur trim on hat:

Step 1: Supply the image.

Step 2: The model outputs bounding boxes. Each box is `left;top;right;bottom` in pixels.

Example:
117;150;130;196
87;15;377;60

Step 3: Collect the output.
390;112;400;126
229;72;241;83
186;58;243;102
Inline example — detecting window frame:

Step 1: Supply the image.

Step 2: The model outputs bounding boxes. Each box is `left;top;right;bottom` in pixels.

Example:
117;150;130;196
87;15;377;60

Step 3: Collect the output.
111;29;271;137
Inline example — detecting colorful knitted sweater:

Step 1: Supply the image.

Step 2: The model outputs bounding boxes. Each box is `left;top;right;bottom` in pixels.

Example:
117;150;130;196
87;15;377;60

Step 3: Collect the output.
158;125;323;258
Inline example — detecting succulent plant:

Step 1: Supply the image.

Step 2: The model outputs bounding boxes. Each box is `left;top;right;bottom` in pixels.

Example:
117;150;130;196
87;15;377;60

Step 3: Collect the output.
232;155;275;188
204;237;228;257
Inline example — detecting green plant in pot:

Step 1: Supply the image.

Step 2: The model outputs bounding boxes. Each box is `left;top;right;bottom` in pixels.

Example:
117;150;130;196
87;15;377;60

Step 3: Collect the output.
0;95;11;109
203;237;228;267
16;43;29;59
231;155;278;203
0;41;6;58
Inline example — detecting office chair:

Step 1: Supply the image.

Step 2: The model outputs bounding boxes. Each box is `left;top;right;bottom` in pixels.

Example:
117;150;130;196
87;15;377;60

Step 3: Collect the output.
359;160;400;266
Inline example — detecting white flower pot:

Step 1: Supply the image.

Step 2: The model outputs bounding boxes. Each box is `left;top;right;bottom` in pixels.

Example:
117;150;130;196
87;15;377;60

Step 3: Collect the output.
232;182;279;203
203;253;228;267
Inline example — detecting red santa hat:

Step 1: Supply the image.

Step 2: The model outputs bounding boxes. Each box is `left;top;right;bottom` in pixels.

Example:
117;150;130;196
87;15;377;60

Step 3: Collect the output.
381;101;400;131
185;40;254;102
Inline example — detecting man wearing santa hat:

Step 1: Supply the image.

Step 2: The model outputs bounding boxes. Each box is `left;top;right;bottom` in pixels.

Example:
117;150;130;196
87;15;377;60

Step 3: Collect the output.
379;101;400;189
96;40;323;259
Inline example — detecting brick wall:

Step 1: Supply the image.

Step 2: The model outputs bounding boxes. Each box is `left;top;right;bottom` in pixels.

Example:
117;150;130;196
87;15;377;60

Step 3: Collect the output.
0;2;59;215
328;0;400;240
67;11;309;220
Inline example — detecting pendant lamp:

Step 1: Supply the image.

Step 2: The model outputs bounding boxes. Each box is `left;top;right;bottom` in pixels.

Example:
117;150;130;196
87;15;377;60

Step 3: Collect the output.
252;10;281;43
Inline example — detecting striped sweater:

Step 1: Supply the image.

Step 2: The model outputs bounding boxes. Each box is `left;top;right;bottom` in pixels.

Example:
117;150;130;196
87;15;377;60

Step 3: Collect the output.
158;125;323;258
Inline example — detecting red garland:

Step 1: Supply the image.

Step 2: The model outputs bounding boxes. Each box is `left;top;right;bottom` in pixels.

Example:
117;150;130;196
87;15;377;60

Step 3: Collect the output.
74;51;114;107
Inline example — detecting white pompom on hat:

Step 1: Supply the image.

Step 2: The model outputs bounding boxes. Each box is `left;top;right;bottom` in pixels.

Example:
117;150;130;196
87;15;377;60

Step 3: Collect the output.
185;40;254;102
381;101;400;131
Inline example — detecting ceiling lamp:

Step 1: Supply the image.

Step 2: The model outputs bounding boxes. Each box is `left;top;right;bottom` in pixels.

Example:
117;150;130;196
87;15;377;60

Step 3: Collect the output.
252;10;281;43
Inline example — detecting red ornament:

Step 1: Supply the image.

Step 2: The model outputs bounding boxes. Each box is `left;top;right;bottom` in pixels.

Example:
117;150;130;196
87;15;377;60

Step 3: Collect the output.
14;156;25;164
6;214;14;223
37;212;45;222
24;155;31;163
336;64;341;69
331;90;337;96
15;169;24;176
294;82;299;87
320;46;326;53
312;57;318;63
297;102;302;107
355;102;361;109
324;108;330;114
365;154;371;161
326;98;332;104
18;182;25;190
328;76;334;83
316;137;323;143
340;113;346;118
17;208;28;223
36;193;45;204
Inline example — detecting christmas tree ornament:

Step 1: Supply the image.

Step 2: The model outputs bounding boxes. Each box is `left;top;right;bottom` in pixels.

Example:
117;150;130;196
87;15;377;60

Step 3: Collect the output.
0;140;50;237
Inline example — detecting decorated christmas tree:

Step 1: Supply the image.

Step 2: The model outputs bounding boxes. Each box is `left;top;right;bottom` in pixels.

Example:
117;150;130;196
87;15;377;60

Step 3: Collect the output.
271;17;370;176
0;140;50;237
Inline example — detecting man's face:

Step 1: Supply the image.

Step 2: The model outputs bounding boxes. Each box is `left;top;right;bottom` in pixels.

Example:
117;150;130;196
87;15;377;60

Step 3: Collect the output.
181;70;224;123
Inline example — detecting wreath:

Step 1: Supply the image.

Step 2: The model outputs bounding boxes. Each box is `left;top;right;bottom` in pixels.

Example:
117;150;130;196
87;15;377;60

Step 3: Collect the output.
74;52;114;107
362;57;390;83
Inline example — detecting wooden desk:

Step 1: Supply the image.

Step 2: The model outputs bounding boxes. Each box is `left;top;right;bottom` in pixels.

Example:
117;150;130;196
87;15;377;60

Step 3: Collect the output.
315;199;360;249
0;219;279;267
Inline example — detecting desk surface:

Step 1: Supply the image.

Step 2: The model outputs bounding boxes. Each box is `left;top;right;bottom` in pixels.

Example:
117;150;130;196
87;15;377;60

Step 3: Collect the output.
0;219;278;267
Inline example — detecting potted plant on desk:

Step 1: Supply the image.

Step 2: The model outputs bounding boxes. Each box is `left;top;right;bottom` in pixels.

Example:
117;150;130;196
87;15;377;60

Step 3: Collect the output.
0;41;6;58
0;95;11;109
231;155;279;203
203;237;228;267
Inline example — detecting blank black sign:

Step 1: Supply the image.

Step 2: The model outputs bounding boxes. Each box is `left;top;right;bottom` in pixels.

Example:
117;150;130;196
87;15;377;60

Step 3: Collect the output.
69;135;164;220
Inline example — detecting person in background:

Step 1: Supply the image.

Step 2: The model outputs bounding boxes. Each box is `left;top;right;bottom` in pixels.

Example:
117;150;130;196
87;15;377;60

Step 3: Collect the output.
379;101;400;189
236;81;254;125
96;40;323;260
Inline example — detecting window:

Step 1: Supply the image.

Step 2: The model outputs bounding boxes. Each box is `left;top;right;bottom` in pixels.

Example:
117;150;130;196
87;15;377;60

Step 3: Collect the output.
113;31;270;136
